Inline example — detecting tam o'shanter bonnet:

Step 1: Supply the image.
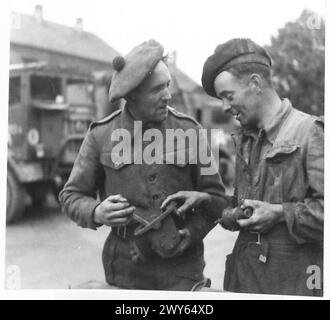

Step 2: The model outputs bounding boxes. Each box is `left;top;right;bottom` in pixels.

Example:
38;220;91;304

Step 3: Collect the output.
109;39;164;102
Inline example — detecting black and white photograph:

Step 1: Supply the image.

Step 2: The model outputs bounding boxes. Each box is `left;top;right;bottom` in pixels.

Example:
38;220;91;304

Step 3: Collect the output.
0;0;327;300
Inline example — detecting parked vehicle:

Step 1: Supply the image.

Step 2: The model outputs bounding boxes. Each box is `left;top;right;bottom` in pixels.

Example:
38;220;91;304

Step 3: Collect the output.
7;61;97;223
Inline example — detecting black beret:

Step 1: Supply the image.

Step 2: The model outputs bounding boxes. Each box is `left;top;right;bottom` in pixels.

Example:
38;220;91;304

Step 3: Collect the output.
202;38;272;97
109;39;164;102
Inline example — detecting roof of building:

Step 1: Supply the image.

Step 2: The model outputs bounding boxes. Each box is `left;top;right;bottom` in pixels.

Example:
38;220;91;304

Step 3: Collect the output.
168;64;199;93
169;63;221;108
10;11;120;64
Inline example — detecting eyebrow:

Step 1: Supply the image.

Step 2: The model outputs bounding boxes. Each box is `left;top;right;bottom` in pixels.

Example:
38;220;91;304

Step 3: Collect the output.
150;80;170;91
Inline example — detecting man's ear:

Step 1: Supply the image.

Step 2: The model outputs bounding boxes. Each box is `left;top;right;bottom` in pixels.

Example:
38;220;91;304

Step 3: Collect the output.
249;73;262;94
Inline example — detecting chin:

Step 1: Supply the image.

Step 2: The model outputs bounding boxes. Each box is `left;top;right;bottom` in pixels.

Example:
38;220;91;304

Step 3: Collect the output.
242;120;258;130
156;109;168;122
157;115;167;123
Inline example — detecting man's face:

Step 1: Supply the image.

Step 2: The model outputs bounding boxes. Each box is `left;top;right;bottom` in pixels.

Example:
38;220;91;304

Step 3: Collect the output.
213;71;260;127
131;60;172;123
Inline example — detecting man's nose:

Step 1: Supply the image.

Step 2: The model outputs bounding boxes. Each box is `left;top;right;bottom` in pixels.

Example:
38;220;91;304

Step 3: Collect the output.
162;88;172;101
222;99;231;112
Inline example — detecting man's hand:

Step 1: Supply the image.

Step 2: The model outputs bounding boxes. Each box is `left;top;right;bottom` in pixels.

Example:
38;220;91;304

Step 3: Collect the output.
152;228;192;258
237;199;284;233
93;194;135;227
160;191;212;215
219;207;240;231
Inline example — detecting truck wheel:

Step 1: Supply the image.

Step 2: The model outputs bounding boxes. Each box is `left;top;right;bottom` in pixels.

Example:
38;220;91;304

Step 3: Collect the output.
6;168;25;223
29;183;47;208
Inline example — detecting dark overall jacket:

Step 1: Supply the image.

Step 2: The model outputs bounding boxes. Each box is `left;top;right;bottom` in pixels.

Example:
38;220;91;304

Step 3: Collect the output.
224;99;324;296
59;105;226;290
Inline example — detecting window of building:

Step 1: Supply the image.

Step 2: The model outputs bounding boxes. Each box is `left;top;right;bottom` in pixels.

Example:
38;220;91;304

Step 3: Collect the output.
66;79;94;105
9;77;21;106
30;75;62;101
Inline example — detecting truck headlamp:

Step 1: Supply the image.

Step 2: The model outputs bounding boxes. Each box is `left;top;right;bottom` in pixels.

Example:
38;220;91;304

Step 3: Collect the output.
27;128;40;146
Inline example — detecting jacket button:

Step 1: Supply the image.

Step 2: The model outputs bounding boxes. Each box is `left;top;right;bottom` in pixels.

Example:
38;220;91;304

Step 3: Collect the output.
149;174;156;182
152;195;159;201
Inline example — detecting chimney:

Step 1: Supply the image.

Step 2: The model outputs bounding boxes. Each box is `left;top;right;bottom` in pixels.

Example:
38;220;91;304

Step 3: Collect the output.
76;18;83;32
34;4;43;23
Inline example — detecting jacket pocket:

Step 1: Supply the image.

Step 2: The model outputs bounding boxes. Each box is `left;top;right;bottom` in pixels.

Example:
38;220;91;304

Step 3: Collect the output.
264;142;303;202
265;142;300;161
102;233;119;285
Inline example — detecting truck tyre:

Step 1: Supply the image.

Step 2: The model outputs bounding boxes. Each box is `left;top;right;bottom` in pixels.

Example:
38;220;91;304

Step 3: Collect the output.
6;168;25;223
28;183;47;208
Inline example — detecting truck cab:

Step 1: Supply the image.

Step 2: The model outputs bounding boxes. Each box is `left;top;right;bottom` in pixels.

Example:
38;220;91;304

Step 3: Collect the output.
7;62;96;223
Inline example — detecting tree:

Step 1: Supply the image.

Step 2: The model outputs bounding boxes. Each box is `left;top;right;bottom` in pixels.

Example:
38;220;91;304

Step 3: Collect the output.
266;9;325;116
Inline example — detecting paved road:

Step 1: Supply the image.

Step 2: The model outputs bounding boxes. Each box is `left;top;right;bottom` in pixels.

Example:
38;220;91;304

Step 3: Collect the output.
5;196;237;290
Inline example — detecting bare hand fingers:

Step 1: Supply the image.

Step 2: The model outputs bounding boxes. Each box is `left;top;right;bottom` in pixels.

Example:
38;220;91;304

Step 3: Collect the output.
108;201;130;211
106;194;127;203
105;206;135;220
241;199;260;209
237;216;256;228
160;192;184;210
177;200;193;214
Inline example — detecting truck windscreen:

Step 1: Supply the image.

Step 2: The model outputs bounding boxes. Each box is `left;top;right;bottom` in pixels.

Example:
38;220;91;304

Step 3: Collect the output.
30;75;62;101
66;79;94;105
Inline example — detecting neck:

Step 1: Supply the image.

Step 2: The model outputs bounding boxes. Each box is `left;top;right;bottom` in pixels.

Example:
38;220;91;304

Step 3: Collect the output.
125;101;162;128
257;89;282;129
126;101;143;121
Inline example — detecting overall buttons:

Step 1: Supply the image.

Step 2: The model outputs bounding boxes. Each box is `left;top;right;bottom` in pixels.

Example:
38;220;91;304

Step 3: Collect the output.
253;175;259;186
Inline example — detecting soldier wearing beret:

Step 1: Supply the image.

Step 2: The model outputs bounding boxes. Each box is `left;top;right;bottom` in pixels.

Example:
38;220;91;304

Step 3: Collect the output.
59;40;227;291
162;38;324;295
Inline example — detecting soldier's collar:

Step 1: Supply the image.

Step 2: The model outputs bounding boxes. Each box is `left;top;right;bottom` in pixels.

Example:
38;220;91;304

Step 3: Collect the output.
234;98;293;144
235;125;258;140
262;98;293;144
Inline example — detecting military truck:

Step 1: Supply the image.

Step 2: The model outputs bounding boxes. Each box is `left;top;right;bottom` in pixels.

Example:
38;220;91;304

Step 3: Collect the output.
7;61;98;223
